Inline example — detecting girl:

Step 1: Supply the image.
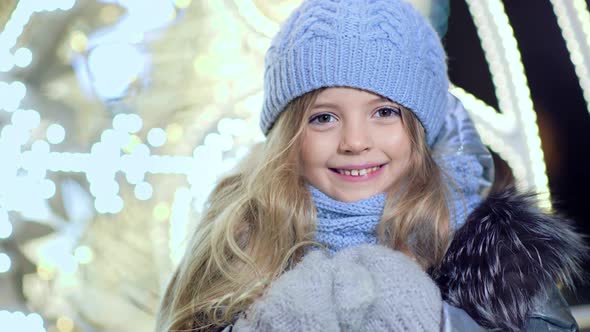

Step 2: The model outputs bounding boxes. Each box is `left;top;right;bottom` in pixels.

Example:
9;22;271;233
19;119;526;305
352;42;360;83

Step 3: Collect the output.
157;0;585;331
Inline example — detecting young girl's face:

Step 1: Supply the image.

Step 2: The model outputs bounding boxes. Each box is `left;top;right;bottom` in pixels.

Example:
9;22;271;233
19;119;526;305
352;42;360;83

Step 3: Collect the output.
300;87;412;202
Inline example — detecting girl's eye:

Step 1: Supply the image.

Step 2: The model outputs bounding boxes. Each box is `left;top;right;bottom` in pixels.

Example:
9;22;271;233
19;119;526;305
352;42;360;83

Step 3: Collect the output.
375;107;401;118
309;113;337;124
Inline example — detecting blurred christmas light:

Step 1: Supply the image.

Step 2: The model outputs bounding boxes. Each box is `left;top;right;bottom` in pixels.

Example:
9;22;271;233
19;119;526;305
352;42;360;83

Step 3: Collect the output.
56;316;74;332
0;81;27;112
174;0;192;9
153;202;171;221
0;52;15;72
87;44;147;100
0;219;12;239
0;0;78;66
57;0;76;11
217;118;247;137
134;181;154;200
147;127;167;147
46;124;66;144
32;140;50;154
123;134;142;153
204;132;233;152
113;113;143;134
89;180;119;198
94;195;124;214
1;124;31;146
0;253;11;273
233;0;279;38
37;264;55;281
69;30;88;53
74;246;94;264
11;109;41;131
40;179;57;199
165;123;183;143
14;48;33;68
37;239;79;275
0;311;46;332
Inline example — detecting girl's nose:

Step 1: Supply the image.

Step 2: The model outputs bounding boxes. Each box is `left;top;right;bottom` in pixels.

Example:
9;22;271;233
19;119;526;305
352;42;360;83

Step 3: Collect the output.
339;123;372;154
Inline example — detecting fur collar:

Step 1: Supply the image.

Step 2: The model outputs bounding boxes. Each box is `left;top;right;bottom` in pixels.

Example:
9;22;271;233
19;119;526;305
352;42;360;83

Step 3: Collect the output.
432;186;587;331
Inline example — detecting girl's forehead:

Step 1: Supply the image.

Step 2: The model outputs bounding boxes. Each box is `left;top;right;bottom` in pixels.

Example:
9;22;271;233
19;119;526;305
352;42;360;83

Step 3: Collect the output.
313;87;396;105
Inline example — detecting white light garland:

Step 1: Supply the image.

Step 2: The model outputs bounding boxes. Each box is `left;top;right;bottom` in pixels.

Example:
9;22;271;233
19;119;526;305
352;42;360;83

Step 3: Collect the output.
0;0;77;72
464;0;550;206
0;311;46;332
0;253;11;273
549;0;590;116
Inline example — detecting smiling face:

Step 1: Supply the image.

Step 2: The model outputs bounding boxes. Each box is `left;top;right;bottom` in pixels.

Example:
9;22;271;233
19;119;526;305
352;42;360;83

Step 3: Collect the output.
300;87;413;202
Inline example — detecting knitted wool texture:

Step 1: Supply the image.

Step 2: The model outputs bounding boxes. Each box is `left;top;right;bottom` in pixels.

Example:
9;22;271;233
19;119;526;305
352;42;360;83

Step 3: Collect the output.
233;245;442;331
310;176;481;255
310;186;385;253
260;0;449;145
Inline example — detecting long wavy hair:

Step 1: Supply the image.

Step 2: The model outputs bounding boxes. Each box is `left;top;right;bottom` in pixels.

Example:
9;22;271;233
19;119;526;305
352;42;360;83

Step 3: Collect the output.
156;88;453;331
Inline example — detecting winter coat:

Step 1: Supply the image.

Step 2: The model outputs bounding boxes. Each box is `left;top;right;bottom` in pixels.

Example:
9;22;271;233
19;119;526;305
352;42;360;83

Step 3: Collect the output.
435;186;585;331
223;187;584;331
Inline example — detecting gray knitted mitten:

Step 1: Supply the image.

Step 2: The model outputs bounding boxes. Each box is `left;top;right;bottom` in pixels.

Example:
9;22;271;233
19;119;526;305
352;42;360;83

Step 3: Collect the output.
233;245;442;331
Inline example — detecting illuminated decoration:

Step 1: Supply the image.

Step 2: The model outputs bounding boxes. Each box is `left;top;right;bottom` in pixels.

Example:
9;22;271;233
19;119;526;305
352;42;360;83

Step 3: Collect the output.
147;128;167;147
0;311;46;331
0;81;27;112
1;0;589;330
14;48;33;68
462;0;550;205
0;210;13;239
549;0;590;116
0;253;11;273
46;124;66;145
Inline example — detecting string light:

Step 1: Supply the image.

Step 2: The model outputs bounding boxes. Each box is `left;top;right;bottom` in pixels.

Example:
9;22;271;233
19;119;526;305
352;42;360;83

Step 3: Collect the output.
56;316;74;332
232;0;279;37
0;311;46;332
549;0;590;116
134;181;154;200
147;128;167;147
46;124;66;144
0;210;13;239
73;246;93;264
14;48;33;68
464;0;550;205
0;253;12;273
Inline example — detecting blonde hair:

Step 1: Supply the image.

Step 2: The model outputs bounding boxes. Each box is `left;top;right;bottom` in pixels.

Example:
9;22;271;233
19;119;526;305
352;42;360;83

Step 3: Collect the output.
156;89;452;331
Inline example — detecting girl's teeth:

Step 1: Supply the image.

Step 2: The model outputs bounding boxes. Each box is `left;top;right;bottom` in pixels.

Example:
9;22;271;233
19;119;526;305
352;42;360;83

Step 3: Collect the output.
337;166;380;177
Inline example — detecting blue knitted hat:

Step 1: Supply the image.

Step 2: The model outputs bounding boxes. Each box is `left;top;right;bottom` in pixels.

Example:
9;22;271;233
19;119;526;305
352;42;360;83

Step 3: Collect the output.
260;0;449;145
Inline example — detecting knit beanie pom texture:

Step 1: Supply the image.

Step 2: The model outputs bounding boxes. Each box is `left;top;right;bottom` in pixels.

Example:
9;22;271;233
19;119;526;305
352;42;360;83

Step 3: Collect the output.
261;0;449;145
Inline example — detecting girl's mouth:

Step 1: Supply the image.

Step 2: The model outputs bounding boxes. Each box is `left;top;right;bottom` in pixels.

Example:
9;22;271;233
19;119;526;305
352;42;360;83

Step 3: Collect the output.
329;164;386;180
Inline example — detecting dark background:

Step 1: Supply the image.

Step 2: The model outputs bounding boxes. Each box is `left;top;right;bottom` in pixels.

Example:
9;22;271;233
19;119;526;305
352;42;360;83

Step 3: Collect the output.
445;0;590;305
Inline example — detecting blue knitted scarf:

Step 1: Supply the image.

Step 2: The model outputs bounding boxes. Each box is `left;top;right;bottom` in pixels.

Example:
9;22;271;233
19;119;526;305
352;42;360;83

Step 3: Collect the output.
310;186;386;254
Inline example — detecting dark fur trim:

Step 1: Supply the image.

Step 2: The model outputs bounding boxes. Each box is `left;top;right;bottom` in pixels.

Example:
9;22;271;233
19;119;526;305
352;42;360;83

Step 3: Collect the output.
431;186;587;331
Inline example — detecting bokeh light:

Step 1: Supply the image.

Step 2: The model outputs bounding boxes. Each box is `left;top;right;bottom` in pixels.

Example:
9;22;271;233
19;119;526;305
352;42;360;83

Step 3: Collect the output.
46;124;66;144
0;253;12;273
14;48;33;68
